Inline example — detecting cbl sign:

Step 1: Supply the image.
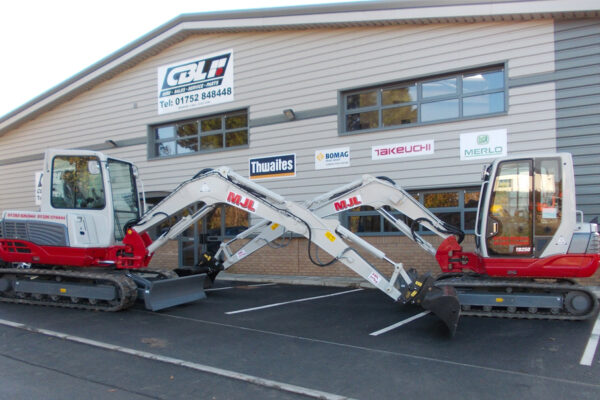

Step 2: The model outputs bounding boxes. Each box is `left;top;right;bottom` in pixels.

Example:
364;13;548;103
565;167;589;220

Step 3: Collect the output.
460;129;507;161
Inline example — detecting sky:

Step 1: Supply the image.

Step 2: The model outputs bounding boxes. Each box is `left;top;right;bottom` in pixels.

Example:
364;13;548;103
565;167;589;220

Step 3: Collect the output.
0;0;367;118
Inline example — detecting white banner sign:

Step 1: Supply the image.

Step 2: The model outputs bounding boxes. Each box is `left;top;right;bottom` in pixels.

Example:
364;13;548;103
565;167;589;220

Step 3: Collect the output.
315;147;350;170
372;140;434;160
157;49;234;114
460;129;507;161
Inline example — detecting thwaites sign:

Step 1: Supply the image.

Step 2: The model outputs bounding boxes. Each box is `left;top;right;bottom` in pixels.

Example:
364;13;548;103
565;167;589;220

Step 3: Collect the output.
249;154;296;180
460;129;507;160
157;50;234;114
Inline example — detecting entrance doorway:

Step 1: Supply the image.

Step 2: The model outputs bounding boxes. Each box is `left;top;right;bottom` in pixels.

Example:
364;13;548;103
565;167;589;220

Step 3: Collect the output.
179;204;249;267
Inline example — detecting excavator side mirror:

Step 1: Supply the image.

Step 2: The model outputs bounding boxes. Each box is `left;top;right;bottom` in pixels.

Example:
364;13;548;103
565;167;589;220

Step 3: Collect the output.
481;164;490;181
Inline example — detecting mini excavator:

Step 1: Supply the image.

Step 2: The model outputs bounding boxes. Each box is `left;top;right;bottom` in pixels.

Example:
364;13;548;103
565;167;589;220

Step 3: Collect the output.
0;150;598;335
210;152;599;328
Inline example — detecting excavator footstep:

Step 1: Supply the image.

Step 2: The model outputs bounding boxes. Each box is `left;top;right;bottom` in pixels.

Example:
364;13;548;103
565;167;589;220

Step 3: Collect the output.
421;285;460;337
141;274;207;311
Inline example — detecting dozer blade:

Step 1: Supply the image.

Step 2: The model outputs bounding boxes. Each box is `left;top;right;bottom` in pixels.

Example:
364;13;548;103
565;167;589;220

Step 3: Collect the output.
421;284;461;337
142;274;207;311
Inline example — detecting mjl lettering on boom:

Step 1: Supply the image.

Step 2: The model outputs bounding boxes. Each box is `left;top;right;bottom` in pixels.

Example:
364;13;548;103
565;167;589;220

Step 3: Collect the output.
334;196;362;211
226;192;257;213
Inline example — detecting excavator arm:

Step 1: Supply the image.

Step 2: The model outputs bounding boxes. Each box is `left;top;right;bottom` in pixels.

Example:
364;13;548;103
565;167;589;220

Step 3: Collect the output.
216;174;473;274
121;167;460;334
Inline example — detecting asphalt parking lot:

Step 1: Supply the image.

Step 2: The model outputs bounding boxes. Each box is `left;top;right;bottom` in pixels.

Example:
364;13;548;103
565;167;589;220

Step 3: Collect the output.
0;279;599;400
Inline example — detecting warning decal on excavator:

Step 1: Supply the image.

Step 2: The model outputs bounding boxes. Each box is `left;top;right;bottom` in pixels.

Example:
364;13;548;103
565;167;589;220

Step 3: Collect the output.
368;272;381;285
325;232;336;242
235;250;248;260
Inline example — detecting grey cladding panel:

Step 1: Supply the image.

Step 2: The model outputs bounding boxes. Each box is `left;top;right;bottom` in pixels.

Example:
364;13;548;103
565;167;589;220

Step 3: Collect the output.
555;20;600;221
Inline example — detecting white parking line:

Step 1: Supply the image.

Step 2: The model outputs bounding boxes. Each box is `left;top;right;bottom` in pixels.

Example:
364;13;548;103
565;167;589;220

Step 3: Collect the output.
0;318;354;400
369;311;431;336
580;312;600;366
205;283;277;292
225;288;363;315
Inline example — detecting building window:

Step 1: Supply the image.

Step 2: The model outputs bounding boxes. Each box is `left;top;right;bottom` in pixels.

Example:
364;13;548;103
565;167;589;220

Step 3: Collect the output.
342;66;505;134
342;187;480;236
151;110;248;158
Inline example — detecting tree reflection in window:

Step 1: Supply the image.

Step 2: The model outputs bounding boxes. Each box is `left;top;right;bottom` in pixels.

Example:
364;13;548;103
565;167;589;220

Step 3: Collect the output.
153;110;248;158
343;66;505;133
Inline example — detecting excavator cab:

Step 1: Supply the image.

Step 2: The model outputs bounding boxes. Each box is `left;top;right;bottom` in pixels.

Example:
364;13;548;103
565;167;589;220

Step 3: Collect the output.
473;153;599;279
40;149;141;247
0;149;206;311
477;154;573;259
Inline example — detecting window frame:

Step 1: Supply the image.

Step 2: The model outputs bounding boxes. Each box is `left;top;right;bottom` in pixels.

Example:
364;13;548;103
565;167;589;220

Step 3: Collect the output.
149;109;249;160
341;187;481;237
339;64;508;135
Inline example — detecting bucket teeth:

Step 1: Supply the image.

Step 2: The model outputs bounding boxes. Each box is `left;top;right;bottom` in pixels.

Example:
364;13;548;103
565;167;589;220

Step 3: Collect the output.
409;273;460;336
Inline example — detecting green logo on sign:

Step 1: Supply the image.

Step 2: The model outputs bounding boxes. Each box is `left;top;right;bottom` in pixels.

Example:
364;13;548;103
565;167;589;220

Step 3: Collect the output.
477;135;489;145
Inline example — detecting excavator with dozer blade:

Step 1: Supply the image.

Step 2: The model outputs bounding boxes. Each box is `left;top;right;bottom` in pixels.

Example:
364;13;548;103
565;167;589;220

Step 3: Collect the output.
0;150;598;335
0;148;458;329
208;152;599;326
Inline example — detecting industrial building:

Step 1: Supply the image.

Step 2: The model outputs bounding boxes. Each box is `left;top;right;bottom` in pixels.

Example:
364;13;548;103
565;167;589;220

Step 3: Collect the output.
0;0;598;281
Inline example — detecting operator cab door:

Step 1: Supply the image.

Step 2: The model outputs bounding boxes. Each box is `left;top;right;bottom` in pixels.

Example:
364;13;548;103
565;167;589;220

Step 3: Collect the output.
482;157;564;258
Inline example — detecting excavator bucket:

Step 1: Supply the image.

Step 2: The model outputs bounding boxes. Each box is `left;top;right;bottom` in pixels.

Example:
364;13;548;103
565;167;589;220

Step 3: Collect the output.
140;274;207;311
421;285;460;336
410;274;460;336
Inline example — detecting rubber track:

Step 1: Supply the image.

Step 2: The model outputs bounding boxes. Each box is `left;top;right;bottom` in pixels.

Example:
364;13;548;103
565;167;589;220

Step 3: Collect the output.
0;268;138;312
434;275;599;321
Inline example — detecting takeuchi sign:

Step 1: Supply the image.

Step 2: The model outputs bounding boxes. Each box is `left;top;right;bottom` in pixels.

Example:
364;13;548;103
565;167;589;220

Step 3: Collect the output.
371;140;434;160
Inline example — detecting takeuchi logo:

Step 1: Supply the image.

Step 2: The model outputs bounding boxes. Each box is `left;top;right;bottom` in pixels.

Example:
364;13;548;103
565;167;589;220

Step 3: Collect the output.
372;140;434;160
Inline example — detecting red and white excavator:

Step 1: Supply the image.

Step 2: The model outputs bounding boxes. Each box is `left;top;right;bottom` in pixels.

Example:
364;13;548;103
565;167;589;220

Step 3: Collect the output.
0;149;598;335
215;153;600;325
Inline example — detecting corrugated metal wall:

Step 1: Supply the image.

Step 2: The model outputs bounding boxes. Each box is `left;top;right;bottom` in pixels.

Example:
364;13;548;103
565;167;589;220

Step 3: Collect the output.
555;19;600;222
0;20;559;212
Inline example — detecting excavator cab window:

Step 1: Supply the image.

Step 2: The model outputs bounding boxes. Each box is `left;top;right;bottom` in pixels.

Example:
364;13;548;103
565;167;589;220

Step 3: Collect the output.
485;157;563;257
107;159;140;241
486;160;533;257
51;156;105;209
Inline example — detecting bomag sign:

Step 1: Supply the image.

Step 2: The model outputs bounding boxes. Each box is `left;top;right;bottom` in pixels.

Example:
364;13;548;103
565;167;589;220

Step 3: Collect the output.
157;49;234;114
315;147;350;170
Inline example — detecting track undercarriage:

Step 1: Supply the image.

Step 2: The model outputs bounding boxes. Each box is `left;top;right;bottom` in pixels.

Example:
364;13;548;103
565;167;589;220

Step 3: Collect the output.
0;266;206;312
435;274;599;321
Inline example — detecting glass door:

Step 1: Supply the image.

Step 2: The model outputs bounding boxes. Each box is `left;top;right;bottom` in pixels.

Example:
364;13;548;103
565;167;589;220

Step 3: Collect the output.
486;160;533;257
